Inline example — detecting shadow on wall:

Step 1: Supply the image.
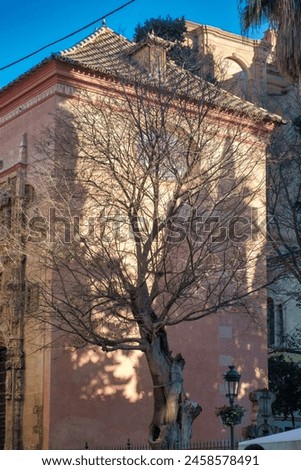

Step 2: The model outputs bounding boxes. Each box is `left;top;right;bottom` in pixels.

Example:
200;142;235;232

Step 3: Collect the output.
49;345;152;449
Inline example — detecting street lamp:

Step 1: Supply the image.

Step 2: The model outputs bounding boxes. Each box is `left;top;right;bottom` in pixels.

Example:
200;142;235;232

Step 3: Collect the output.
224;365;241;449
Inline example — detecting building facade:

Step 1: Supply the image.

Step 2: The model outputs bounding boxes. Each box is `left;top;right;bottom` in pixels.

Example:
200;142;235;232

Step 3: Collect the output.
186;21;301;417
0;24;281;449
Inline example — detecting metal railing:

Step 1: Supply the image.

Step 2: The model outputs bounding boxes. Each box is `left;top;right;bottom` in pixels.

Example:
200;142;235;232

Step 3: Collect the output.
83;438;237;450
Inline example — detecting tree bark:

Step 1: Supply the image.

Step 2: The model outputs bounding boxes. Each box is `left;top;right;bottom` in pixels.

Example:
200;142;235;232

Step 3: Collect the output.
145;331;201;449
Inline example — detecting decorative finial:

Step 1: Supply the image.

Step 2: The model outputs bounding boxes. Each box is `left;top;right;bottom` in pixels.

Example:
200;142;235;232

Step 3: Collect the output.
19;132;28;164
102;18;106;28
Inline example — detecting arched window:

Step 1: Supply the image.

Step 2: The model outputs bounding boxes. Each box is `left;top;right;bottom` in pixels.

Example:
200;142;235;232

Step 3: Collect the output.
267;297;275;347
220;58;248;100
0;346;7;449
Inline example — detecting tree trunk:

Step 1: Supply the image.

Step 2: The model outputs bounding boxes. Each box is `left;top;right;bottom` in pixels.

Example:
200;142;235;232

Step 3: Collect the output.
291;412;295;429
145;331;201;449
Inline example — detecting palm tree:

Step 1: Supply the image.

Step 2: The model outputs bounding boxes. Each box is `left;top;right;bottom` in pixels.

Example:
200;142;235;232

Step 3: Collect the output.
239;0;301;82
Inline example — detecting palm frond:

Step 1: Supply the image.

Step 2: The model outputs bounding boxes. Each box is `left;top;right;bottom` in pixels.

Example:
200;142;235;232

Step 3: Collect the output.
240;0;301;81
239;0;280;31
276;0;301;82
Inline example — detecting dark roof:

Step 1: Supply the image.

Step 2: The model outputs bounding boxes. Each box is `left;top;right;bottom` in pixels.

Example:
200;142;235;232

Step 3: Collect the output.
1;26;283;125
58;27;282;125
59;26;132;75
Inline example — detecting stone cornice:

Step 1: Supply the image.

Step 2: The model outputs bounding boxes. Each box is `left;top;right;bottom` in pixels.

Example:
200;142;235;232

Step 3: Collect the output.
0;82;75;126
186;21;259;48
0;162;27;180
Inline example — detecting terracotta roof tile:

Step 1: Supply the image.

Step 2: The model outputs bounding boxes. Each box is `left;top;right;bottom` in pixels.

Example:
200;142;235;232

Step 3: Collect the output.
59;27;283;125
59;27;133;75
1;26;283;125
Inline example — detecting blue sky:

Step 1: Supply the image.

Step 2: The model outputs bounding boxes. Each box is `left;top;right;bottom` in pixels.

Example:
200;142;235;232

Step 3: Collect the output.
0;0;265;88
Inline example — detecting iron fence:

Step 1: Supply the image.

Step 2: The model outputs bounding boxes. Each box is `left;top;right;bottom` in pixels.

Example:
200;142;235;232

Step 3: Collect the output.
83;438;237;450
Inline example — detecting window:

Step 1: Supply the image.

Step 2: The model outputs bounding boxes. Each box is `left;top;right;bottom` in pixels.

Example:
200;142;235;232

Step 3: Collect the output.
137;129;187;180
267;297;275;347
0;189;12;232
0;346;7;450
268;298;285;348
275;304;284;346
26;284;40;313
25;184;35;204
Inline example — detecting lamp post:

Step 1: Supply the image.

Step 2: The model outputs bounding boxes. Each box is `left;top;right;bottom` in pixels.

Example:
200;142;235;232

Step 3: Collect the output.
224;365;241;450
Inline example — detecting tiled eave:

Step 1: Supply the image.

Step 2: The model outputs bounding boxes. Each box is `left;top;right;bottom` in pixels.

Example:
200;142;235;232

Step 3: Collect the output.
0;26;284;127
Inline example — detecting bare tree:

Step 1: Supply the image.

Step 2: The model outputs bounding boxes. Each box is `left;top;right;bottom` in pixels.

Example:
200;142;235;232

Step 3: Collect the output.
267;113;301;287
12;68;276;449
261;63;301;349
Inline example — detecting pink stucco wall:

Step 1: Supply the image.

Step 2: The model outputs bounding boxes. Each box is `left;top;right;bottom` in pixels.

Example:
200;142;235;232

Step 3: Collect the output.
0;60;269;449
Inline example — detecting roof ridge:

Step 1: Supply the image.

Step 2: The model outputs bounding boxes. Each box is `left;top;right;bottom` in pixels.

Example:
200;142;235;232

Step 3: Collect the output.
60;26;131;56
